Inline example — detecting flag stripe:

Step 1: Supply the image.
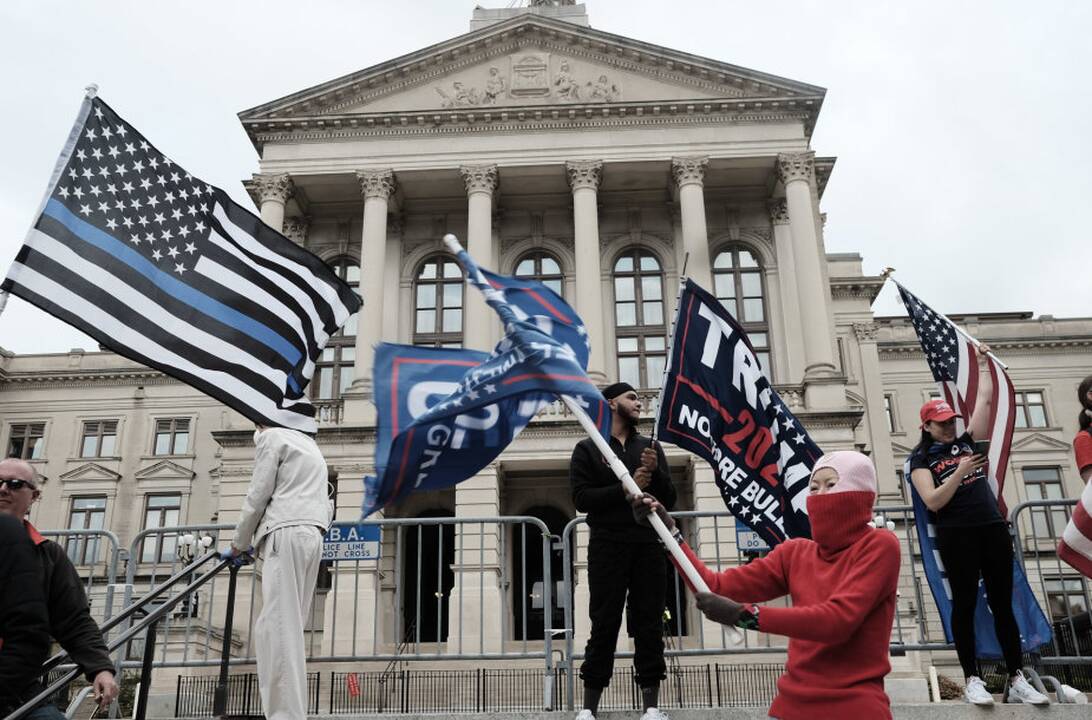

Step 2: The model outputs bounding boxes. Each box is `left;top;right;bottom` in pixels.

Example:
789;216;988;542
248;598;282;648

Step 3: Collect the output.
202;226;330;359
17;234;298;396
27;217;303;390
214;203;348;331
40;198;303;367
4;262;316;431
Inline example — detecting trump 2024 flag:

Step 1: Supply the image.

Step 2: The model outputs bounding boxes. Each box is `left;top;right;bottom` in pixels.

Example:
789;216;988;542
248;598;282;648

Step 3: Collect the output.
1;92;360;433
656;279;817;543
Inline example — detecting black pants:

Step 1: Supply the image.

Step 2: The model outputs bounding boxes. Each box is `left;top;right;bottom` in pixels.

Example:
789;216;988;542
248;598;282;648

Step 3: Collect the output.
580;536;667;689
935;522;1023;678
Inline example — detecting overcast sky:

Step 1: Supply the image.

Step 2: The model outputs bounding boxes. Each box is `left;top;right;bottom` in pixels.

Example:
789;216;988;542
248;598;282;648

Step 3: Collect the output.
1;0;1088;354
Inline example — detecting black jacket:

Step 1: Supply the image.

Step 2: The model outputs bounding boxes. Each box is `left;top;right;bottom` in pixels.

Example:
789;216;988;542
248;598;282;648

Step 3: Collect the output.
22;526;115;703
570;430;676;543
0;515;51;711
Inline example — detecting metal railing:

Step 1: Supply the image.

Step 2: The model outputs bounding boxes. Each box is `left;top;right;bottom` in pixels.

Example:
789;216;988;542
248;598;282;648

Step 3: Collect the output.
38;528;121;626
15;499;1090;716
1009;498;1092;688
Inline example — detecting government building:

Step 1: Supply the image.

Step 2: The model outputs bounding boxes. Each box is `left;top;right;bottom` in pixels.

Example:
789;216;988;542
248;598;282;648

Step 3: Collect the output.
2;2;1089;714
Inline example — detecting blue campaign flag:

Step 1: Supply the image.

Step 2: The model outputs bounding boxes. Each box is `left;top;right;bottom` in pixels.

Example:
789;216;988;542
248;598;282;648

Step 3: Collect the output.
903;461;1052;656
363;242;610;516
655;279;817;544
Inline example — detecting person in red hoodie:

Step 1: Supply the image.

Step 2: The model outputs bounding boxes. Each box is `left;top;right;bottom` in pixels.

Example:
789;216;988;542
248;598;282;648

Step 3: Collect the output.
633;450;900;720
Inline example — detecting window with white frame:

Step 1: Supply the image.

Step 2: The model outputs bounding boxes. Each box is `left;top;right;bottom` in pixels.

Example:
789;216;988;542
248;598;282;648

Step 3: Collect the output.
1014;391;1049;429
67;496;107;564
1023;467;1067;537
413;254;464;348
80;420;118;458
712;246;770;371
514;251;564;296
613;249;666;389
7;422;45;460
141;494;182;563
1044;577;1089;621
153;418;190;455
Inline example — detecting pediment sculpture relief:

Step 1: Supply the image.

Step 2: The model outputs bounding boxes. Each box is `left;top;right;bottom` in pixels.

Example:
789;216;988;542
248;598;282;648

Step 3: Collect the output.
433;54;621;108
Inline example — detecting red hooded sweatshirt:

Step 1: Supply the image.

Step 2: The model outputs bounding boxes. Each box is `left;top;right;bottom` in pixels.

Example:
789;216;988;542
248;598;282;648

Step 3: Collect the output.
677;490;901;720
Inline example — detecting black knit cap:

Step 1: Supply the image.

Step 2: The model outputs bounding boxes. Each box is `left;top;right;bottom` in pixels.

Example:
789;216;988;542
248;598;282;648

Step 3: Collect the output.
602;381;635;400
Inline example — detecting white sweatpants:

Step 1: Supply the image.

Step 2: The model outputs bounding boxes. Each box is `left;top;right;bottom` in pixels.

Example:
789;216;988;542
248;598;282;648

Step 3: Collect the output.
255;525;323;720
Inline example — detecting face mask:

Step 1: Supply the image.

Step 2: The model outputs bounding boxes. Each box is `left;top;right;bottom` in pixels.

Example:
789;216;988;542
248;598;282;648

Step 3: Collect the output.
806;491;875;558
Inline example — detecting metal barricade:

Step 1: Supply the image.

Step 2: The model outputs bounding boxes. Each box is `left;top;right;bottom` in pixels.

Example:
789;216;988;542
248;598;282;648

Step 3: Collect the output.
122;516;559;707
559;505;952;708
1009;498;1092;688
39;528;121;624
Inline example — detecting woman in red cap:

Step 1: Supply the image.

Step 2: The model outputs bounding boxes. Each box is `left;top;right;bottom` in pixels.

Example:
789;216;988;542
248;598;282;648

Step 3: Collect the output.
908;344;1047;705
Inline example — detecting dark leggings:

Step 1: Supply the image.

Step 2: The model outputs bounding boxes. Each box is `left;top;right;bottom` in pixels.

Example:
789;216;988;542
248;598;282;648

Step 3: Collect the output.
935;522;1022;678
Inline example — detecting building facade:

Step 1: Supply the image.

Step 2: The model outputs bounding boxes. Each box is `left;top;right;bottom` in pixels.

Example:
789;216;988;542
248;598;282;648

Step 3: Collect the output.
1;2;1089;709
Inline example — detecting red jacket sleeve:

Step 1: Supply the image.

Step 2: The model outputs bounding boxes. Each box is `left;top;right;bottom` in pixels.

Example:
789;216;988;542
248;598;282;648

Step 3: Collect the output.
757;531;901;642
676;539;793;603
1074;431;1092;474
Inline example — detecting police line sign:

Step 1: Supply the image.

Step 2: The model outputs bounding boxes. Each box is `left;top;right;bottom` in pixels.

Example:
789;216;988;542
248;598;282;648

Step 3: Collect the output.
322;523;381;561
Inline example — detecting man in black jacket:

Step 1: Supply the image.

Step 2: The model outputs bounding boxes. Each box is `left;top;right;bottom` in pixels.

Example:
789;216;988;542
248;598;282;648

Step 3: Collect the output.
0;513;51;715
570;382;676;720
0;458;118;718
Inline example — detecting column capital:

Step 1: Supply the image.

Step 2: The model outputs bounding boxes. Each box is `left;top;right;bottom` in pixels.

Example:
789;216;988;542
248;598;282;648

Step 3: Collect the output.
767;198;791;226
853;321;879;342
459;164;499;195
565;160;603;191
282;215;311;245
251;172;294;204
671;156;708;188
356;169;397;200
776;151;816;186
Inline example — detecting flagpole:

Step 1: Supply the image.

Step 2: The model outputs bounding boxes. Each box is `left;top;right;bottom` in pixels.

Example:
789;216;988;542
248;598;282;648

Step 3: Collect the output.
649;275;688;444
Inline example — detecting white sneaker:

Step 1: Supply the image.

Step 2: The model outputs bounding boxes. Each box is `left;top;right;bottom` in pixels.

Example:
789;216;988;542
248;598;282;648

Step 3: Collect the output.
962;675;994;705
575;710;596;720
1060;683;1089;704
640;709;669;720
1007;671;1050;705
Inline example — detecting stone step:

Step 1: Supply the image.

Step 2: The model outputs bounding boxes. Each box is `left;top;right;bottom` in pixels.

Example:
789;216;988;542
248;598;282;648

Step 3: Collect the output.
292;702;1089;720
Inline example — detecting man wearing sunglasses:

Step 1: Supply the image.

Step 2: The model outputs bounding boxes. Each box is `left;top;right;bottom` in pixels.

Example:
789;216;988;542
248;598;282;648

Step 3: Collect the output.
0;458;118;719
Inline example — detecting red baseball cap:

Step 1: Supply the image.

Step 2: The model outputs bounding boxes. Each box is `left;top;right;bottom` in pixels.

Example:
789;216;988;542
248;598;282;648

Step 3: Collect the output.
920;399;961;425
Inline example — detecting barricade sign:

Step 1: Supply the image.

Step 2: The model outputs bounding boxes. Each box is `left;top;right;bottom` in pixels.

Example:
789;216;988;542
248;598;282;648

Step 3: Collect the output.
323;523;381;561
735;518;769;552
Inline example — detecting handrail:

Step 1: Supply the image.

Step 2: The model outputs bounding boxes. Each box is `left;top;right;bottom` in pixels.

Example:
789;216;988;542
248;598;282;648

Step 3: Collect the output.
5;553;232;720
37;550;222;677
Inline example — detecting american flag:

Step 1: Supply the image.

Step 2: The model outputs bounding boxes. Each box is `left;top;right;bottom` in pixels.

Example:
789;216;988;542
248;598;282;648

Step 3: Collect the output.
896;281;1016;512
0;92;360;433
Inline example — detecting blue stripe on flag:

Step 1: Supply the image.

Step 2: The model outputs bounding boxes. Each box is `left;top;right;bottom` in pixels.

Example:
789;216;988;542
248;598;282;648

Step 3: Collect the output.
43;198;304;376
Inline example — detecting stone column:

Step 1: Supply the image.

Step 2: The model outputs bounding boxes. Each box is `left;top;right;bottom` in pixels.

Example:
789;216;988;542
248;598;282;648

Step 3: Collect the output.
671;157;713;290
450;466;504;652
566;160;607;384
853;321;899;498
344;169;396;420
251;172;293;233
460;165;499;351
768;199;805;383
777;152;839;404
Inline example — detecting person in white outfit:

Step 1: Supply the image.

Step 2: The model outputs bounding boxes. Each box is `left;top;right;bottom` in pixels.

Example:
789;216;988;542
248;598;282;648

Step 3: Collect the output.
226;425;332;720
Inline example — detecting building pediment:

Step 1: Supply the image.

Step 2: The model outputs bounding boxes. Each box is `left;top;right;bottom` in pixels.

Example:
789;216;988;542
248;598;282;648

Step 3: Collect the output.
239;14;824;143
1010;432;1072;453
60;462;122;484
134;460;196;482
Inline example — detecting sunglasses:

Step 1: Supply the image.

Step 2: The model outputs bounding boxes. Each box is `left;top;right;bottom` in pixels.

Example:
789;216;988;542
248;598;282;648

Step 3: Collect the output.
0;479;35;491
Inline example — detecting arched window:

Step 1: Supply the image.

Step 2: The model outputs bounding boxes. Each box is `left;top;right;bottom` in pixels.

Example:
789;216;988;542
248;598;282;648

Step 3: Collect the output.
613;248;666;389
713;246;770;371
514;251;564;296
312;257;359;400
413;254;464;348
